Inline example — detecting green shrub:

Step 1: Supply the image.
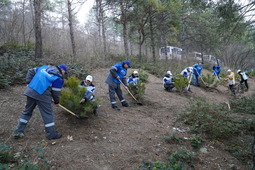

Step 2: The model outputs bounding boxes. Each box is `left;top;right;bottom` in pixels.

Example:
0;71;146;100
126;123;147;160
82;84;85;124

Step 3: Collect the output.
230;94;255;114
0;43;40;88
138;69;149;83
224;136;253;163
128;81;146;100
202;63;213;71
174;74;189;93
60;76;100;117
220;71;228;79
164;133;184;143
139;147;196;170
167;147;196;168
178;97;252;140
190;134;206;150
66;63;89;80
0;73;10;89
0;143;50;169
140;60;194;79
0;143;16;165
201;73;219;88
246;70;255;77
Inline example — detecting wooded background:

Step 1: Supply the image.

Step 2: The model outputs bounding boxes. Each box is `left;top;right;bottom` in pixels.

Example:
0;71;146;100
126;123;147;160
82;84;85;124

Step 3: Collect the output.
1;0;255;69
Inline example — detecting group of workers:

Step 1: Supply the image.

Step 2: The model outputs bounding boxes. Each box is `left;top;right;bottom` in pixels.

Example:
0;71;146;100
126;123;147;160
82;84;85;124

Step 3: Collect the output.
163;62;249;95
13;61;140;140
13;60;250;140
163;62;204;92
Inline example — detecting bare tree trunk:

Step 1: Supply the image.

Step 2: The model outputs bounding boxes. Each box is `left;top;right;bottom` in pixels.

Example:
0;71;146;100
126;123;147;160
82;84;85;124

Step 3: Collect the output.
67;0;77;63
102;18;107;59
96;0;102;48
28;0;34;43
120;0;129;59
61;3;65;30
97;0;107;60
34;0;42;58
138;33;142;63
22;0;26;46
129;37;133;56
163;36;167;61
149;6;156;62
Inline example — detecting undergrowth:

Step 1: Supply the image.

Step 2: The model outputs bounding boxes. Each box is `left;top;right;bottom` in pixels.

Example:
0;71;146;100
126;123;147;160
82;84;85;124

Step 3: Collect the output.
0;43;90;89
230;93;255;114
139;147;196;170
176;97;254;166
0;142;51;169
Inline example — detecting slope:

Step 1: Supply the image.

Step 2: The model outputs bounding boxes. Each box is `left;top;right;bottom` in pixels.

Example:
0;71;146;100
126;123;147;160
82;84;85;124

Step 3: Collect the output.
0;68;254;169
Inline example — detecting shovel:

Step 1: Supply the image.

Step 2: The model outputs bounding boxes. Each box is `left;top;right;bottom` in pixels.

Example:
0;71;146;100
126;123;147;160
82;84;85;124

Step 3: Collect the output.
186;71;193;91
119;79;143;105
213;70;220;80
58;104;82;118
194;67;209;87
199;75;209;87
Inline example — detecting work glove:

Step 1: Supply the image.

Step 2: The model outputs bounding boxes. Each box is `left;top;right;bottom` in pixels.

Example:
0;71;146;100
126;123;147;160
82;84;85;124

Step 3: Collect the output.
80;98;87;104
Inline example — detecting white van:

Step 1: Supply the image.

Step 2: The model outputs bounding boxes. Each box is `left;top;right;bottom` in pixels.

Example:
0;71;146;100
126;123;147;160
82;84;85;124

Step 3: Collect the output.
159;46;182;60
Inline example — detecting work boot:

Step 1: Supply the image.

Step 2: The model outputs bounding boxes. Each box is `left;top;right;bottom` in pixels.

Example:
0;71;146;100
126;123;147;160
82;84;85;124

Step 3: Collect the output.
167;88;173;92
121;101;129;107
15;122;27;134
45;126;62;140
93;106;98;117
112;104;120;110
14;121;27;139
13;131;25;139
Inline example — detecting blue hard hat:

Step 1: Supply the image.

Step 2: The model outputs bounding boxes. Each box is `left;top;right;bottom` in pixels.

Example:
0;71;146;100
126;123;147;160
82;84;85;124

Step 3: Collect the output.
124;60;131;68
58;64;68;74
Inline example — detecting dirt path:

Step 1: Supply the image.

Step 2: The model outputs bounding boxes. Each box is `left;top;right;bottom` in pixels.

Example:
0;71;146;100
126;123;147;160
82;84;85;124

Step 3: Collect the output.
0;68;254;169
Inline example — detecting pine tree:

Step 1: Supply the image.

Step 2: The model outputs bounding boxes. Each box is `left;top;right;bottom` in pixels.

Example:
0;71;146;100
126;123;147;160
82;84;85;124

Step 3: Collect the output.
60;76;100;117
128;81;146;100
202;73;220;88
138;69;149;83
174;74;189;93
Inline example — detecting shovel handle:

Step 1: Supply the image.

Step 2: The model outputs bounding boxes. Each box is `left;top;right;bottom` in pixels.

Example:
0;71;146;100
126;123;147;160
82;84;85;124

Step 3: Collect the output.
213;70;219;80
193;67;208;87
187;72;193;90
118;79;139;102
58;104;80;118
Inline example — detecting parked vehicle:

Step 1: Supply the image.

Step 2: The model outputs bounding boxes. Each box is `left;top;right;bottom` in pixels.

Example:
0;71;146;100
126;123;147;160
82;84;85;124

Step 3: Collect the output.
159;46;182;60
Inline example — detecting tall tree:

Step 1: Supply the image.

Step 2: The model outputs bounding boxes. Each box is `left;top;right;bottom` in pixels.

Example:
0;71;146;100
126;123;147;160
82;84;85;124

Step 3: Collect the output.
129;0;150;62
34;0;42;58
95;0;107;59
119;0;129;58
155;0;182;60
67;0;77;63
180;0;220;60
107;0;138;59
148;4;156;61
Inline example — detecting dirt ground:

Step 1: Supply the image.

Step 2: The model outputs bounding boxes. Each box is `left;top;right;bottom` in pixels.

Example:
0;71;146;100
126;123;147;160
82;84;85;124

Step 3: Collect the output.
0;68;254;169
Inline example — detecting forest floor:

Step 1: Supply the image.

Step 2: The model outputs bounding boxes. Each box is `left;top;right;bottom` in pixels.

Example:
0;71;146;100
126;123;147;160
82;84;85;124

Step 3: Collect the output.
0;68;254;169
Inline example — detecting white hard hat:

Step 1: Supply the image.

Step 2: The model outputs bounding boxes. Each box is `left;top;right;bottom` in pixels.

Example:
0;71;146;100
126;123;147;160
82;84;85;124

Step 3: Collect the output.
133;70;138;74
237;69;241;73
188;67;193;72
86;75;93;82
227;69;231;72
167;71;172;75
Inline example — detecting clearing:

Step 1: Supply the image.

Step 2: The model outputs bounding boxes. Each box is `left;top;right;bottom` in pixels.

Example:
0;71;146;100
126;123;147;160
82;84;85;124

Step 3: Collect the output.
0;68;254;169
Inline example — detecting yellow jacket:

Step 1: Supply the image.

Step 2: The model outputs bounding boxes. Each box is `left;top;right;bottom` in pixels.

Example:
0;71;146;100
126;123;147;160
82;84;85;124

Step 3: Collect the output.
224;72;235;85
